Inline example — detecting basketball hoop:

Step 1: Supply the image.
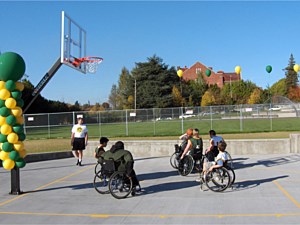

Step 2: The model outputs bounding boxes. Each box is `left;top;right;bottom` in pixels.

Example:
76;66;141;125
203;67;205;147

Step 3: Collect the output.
71;56;103;74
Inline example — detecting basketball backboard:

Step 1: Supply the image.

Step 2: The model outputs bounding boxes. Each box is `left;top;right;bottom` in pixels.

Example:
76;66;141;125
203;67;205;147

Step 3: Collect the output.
61;11;87;74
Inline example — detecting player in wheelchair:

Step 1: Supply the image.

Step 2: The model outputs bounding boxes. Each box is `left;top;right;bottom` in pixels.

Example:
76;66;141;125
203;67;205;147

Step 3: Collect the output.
177;128;203;176
93;141;141;199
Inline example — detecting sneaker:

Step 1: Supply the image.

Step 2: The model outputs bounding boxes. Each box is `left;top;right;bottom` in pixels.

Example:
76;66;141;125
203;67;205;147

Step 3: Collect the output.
195;178;201;182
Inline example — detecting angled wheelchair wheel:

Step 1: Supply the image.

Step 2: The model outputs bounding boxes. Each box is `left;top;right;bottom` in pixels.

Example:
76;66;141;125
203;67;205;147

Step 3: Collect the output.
225;151;234;169
178;155;194;176
205;167;231;192
93;171;110;194
109;171;133;199
225;165;235;188
94;163;101;175
170;152;180;169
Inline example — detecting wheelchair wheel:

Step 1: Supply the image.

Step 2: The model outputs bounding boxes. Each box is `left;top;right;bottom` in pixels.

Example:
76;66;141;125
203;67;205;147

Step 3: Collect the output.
205;167;231;192
94;163;101;175
225;151;234;168
93;171;110;194
109;171;133;199
170;152;180;169
178;155;194;176
225;166;235;188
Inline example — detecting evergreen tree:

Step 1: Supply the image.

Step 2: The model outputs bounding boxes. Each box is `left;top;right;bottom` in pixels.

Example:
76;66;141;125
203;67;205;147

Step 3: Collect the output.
108;84;118;109
284;54;299;91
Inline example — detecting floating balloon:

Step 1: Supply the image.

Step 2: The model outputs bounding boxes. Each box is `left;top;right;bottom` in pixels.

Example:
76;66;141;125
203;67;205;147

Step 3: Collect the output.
294;64;299;73
235;66;241;75
266;65;272;73
205;69;211;77
0;52;26;82
177;69;183;78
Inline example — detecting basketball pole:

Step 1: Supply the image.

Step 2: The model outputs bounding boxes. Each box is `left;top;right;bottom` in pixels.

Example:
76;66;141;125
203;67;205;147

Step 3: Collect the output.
10;57;62;195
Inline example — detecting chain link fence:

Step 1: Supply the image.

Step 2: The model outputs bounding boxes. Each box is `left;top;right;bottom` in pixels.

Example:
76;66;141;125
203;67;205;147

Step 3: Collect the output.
23;103;300;139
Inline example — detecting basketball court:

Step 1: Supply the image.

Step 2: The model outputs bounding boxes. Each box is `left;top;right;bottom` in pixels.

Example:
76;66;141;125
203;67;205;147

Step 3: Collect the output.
0;154;299;224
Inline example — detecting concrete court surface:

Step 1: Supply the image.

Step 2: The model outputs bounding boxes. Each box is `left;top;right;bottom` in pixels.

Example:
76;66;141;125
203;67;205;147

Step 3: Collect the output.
0;154;300;224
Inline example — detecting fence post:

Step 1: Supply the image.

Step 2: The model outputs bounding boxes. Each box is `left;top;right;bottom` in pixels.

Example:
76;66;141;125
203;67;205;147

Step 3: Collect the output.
210;106;213;130
48;113;50;138
181;107;184;134
98;111;102;137
125;109;128;136
240;104;243;132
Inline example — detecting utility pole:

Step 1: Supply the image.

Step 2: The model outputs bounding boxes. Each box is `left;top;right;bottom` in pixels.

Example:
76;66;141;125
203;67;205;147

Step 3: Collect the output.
134;79;137;111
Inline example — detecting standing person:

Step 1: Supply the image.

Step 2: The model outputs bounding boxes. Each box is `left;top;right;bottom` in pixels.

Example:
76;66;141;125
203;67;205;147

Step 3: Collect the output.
205;130;224;162
71;117;88;166
94;137;109;159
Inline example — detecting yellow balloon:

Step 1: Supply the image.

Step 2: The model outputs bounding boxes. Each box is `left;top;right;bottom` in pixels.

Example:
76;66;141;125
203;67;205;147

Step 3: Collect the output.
0;150;10;161
0;81;6;90
5;98;17;109
18;149;27;158
11;107;23;117
7;133;19;144
235;66;241;75
0;115;6;126
3;159;15;170
294;64;299;73
0;89;10;100
177;69;183;78
1;124;12;135
16;116;24;125
13;141;24;151
15;82;24;91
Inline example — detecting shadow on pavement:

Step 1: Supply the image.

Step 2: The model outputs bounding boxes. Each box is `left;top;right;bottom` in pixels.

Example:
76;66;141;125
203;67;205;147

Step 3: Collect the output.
138;170;179;181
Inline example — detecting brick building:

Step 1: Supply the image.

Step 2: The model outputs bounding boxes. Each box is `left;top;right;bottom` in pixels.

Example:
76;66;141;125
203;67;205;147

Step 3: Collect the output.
177;61;241;88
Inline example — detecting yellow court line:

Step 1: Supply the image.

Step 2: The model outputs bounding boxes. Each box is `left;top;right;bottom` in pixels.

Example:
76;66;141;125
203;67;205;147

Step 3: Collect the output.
0;211;300;219
273;180;300;209
0;165;93;207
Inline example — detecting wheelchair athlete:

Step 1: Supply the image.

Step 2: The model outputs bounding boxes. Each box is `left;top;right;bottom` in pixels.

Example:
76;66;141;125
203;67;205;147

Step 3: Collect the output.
99;141;141;195
180;128;203;164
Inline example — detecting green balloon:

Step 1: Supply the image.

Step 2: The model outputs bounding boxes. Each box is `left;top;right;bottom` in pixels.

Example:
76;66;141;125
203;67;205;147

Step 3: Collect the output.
18;132;26;141
0;99;4;107
6;115;16;126
0;52;26;81
205;69;211;77
266;65;272;73
5;80;16;91
16;158;26;168
16;99;24;108
11;90;22;99
13;125;24;134
0;106;10;117
9;150;20;161
2;142;13;152
0;133;7;142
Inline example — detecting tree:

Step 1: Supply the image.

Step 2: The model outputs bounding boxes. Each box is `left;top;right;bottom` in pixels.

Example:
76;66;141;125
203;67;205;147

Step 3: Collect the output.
117;67;134;109
284;54;299;91
288;86;300;102
270;78;287;97
248;88;263;104
187;71;208;106
108;84;118;109
131;55;179;108
201;90;216;106
171;85;183;107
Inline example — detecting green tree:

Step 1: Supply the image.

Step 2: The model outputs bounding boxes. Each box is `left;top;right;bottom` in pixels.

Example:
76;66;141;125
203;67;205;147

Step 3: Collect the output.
270;78;287;96
131;55;179;108
117;67;134;109
284;54;299;91
187;71;208;106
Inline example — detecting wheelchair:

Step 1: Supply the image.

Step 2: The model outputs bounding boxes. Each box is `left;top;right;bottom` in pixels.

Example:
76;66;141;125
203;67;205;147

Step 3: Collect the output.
93;159;134;199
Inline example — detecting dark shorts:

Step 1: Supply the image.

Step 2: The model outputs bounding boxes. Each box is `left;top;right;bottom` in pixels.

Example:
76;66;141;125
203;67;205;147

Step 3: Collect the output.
72;138;85;151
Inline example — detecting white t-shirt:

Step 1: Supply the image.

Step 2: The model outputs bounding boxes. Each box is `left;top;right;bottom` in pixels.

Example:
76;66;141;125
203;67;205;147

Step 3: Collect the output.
71;124;88;138
216;152;228;166
211;135;223;146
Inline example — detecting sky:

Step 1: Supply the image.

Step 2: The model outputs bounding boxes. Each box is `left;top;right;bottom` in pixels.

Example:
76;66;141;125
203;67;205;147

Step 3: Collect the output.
1;0;300;105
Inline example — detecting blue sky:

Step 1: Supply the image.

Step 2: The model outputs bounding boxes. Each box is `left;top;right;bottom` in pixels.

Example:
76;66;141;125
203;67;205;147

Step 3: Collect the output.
1;1;300;105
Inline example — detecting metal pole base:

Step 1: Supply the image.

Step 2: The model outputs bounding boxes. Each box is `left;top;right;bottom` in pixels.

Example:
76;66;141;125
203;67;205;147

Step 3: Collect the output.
10;167;22;195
